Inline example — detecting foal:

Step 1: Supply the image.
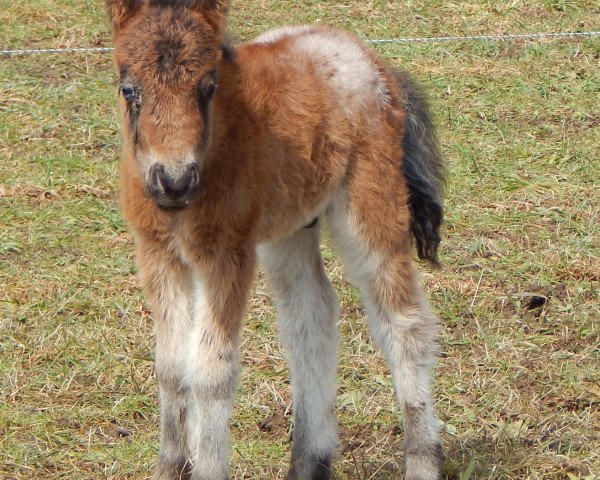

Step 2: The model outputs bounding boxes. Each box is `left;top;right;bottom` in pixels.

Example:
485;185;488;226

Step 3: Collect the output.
107;1;445;479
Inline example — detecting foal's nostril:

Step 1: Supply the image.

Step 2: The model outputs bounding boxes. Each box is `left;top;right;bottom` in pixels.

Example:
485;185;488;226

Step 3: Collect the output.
187;164;199;192
164;164;198;196
148;163;199;202
150;164;167;192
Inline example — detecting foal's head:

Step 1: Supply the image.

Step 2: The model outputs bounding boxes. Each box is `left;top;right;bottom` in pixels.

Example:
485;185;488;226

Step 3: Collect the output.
108;0;228;209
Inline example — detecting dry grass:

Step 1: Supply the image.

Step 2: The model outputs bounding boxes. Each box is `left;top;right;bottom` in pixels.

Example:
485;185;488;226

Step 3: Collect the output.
1;1;599;479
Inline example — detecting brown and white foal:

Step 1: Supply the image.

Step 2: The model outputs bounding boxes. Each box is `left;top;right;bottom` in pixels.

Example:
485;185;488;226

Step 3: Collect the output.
107;1;445;479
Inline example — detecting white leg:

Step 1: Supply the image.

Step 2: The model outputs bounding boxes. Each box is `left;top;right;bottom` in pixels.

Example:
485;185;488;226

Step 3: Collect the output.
327;204;443;480
137;241;194;480
366;298;443;480
185;274;239;480
139;238;252;480
258;225;340;480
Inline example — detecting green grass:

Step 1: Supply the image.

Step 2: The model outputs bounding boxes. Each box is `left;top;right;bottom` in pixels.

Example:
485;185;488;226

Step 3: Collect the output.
1;1;599;479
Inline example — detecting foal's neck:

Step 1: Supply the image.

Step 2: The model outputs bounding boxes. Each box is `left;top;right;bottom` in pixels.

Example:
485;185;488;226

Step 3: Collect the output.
207;49;261;158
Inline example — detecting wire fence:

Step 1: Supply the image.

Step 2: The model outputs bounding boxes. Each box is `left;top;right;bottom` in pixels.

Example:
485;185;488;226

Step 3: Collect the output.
1;46;114;56
367;30;600;45
2;30;599;56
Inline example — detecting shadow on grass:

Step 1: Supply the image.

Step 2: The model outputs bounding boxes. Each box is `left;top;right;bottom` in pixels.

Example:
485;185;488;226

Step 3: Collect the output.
319;430;590;480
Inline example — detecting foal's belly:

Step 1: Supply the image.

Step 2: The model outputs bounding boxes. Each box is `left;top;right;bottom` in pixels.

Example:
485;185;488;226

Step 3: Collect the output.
256;144;350;243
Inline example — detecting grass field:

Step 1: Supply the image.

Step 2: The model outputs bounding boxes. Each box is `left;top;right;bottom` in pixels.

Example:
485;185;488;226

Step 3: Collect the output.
1;1;599;479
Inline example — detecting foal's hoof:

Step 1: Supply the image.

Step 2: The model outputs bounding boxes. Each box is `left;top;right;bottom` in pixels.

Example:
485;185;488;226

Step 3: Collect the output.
405;443;444;480
154;459;192;480
286;456;333;480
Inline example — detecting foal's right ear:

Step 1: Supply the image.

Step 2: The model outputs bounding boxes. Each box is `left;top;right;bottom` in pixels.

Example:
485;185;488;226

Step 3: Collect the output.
193;0;228;37
106;0;143;33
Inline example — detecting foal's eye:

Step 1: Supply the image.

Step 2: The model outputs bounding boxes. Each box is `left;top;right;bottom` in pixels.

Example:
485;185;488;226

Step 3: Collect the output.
121;86;136;102
201;82;217;100
198;72;218;101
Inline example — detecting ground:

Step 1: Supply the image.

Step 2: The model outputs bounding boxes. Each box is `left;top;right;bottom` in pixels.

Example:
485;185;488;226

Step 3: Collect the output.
0;1;599;479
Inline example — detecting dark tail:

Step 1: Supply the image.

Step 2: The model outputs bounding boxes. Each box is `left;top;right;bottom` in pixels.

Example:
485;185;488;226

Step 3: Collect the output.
395;69;445;266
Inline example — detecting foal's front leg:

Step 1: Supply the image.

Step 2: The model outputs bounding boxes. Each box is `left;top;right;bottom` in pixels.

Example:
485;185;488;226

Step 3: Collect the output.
184;247;254;480
258;226;340;480
137;240;195;480
139;239;254;480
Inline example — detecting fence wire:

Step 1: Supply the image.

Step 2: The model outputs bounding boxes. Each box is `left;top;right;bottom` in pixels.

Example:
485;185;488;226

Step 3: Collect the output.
1;30;599;56
1;46;114;56
367;30;600;45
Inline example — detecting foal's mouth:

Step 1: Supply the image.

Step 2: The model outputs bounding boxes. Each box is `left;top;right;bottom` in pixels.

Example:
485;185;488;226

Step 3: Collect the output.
148;188;199;211
154;196;194;211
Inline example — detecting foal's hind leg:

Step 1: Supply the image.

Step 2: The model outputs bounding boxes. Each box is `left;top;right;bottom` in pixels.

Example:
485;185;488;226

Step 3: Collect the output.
328;198;443;480
257;225;339;480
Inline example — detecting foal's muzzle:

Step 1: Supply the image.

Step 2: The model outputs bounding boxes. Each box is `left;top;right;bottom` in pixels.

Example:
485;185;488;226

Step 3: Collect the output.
147;163;199;209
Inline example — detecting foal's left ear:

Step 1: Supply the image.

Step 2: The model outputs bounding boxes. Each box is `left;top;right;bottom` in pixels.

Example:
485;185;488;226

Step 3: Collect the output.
106;0;143;33
193;0;228;37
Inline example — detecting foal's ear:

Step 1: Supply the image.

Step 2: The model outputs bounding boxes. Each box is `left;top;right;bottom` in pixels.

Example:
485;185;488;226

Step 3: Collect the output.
106;0;143;33
193;0;228;37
